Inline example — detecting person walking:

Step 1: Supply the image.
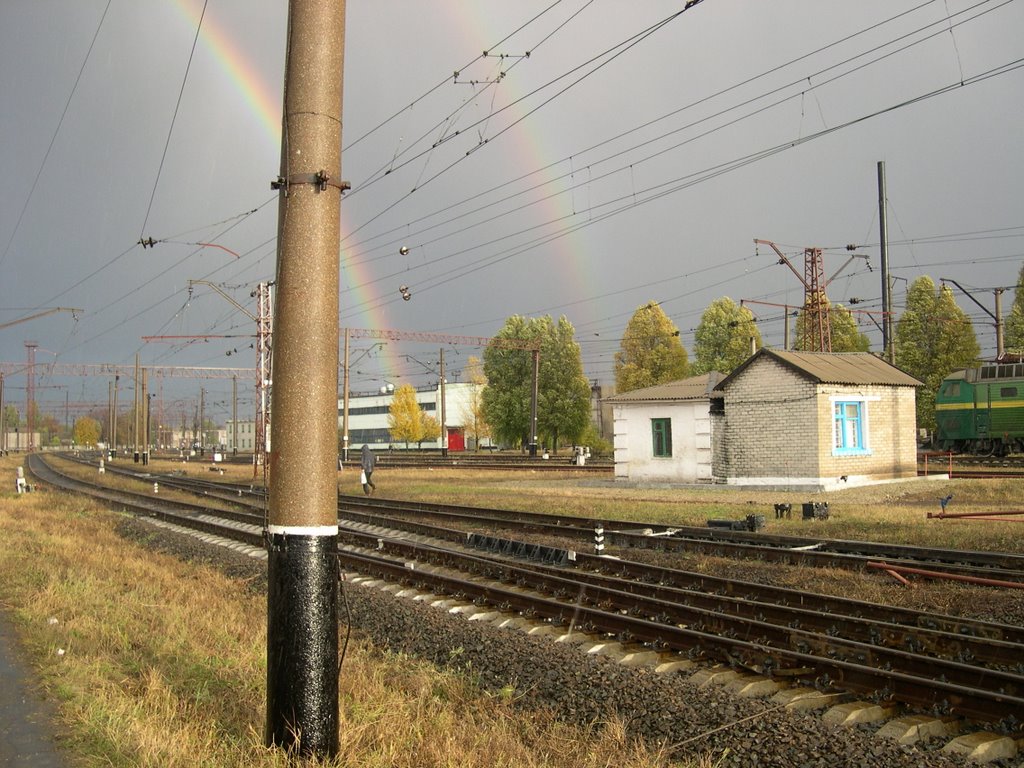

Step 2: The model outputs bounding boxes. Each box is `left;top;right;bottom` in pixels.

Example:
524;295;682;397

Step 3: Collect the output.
360;444;377;495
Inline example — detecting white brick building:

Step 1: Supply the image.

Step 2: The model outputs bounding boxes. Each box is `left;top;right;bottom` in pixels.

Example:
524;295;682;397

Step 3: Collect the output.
606;373;722;483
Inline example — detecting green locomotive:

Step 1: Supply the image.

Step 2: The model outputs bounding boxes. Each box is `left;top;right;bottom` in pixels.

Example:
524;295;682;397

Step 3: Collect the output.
934;362;1024;456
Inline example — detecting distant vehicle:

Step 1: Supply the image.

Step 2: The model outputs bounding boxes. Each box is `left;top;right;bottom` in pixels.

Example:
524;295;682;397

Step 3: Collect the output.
934;361;1024;456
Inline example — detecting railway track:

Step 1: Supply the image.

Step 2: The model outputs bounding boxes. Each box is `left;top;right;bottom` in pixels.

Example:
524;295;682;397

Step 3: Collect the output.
29;453;1024;729
334;495;1024;584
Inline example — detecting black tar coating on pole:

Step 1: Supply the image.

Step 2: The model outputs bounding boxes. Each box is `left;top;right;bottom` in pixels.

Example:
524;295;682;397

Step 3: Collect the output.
265;533;340;756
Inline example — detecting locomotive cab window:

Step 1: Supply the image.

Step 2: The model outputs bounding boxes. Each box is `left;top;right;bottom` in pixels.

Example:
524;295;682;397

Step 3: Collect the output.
651;418;672;458
832;400;870;456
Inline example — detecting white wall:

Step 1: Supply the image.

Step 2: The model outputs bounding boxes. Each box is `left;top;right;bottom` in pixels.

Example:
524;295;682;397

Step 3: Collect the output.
612;400;713;483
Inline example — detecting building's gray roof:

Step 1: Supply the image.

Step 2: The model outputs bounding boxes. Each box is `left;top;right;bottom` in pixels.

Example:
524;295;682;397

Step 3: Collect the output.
713;348;923;390
605;371;723;403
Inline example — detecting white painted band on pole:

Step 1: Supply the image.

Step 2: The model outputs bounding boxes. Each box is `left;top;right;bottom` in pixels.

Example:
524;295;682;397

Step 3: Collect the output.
266;524;339;537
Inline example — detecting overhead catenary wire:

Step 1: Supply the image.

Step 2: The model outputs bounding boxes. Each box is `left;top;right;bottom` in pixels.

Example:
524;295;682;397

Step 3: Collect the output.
342;1;710;243
8;1;1015;391
0;0;112;272
17;1;992;349
340;51;1024;323
345;0;1008;270
137;0;210;241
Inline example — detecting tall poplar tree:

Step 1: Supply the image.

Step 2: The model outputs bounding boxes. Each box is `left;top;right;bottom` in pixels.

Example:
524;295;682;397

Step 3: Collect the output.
614;302;688;393
537;316;591;452
895;276;980;430
691;297;760;375
1004;263;1024;357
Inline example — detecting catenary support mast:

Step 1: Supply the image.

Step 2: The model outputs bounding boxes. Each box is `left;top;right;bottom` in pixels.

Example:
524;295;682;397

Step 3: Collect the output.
265;0;346;758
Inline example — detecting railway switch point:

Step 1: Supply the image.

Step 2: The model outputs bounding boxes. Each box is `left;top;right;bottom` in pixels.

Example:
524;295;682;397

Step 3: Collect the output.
822;700;897;727
941;732;1018;762
876;715;961;745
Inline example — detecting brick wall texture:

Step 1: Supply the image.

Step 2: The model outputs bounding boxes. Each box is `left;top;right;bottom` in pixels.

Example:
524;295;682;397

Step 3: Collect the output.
714;355;918;483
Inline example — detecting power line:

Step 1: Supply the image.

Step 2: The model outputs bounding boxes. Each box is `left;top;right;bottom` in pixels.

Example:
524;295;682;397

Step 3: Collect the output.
137;0;209;239
0;0;112;271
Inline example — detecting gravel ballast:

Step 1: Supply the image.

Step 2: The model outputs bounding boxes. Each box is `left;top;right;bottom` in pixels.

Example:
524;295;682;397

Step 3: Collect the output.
118;515;1002;768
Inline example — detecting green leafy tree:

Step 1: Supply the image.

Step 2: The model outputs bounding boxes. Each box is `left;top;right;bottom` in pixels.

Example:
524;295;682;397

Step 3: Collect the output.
73;416;101;446
482;316;538;448
614;302;688;393
537;316;591;452
691;297;761;375
460;355;490;450
482;315;591;452
1005;263;1024;357
895;276;980;430
387;384;424;447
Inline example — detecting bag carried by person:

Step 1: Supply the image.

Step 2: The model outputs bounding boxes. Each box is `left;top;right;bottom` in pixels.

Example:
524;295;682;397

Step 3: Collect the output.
359;470;367;485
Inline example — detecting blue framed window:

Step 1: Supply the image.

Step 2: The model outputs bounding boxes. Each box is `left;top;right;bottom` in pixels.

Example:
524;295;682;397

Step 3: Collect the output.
652;418;672;457
833;401;868;454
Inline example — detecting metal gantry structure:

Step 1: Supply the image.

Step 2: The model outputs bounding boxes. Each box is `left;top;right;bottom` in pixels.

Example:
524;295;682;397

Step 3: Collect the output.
145;279;274;470
755;239;870;353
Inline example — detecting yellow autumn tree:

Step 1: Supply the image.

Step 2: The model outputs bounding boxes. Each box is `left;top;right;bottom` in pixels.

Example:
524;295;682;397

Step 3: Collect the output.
73;416;101;447
420;414;441;448
387;384;424;447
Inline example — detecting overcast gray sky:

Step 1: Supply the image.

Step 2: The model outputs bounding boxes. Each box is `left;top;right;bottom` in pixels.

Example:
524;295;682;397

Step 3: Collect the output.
2;0;1022;425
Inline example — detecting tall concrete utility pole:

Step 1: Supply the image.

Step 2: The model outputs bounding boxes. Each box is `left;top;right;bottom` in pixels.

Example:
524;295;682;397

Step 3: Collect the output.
133;353;140;462
232;375;238;455
342;327;350;461
25;342;37;452
265;0;346;758
878;161;893;362
529;349;540;455
141;368;149;465
439;347;447;456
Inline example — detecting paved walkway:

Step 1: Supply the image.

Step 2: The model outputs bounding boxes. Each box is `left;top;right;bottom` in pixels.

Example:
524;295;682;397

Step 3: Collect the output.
0;611;72;767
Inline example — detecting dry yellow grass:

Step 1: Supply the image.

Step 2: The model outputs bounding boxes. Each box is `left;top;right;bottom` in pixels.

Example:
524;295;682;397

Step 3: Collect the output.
0;454;693;768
